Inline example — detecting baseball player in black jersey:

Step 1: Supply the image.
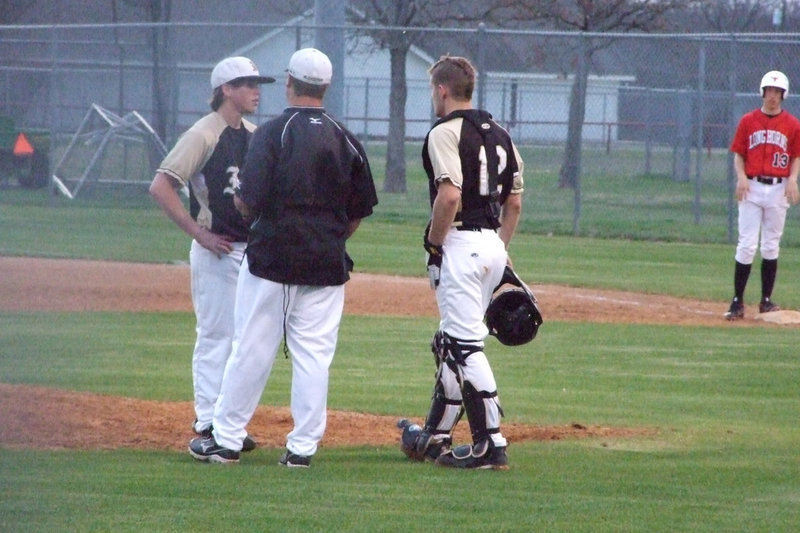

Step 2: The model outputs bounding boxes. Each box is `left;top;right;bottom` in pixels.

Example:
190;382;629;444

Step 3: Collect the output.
150;57;274;450
400;55;524;469
189;48;378;466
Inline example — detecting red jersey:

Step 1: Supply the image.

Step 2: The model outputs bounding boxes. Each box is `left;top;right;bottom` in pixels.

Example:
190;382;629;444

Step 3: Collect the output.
730;108;800;178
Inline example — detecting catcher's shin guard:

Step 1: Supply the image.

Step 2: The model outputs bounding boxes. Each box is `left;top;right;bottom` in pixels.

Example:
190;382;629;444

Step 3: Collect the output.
415;365;460;454
426;330;468;433
423;378;462;433
461;379;506;448
400;330;467;461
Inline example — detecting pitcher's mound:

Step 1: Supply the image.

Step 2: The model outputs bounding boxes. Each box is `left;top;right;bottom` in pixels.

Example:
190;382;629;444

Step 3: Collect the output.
754;309;800;324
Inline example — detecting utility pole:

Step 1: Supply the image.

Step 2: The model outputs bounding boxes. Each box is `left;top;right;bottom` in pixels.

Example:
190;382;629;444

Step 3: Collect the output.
314;0;345;117
771;0;787;69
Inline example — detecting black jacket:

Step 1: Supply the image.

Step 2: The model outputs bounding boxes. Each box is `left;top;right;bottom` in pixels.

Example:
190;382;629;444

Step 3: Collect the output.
238;106;377;286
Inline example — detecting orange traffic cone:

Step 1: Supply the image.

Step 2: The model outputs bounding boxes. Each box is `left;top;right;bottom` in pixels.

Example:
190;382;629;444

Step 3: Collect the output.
13;132;34;156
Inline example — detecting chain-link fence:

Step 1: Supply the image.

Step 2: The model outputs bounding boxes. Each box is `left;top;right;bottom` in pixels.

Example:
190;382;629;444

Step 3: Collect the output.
2;22;800;244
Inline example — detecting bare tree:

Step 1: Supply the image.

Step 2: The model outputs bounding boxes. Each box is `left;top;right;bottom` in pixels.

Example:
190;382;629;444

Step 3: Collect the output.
697;0;772;31
349;0;511;193
349;1;420;193
507;0;693;189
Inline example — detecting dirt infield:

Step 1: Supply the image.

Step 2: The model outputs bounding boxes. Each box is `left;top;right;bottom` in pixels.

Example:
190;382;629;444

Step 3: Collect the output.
0;256;779;451
0;256;736;325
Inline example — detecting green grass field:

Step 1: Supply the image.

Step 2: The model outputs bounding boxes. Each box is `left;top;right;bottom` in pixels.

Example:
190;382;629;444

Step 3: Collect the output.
2;160;800;532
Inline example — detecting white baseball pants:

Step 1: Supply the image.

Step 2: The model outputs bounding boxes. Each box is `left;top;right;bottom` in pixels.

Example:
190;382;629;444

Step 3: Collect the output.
436;227;508;340
435;227;509;449
189;239;245;432
735;181;789;264
212;256;345;455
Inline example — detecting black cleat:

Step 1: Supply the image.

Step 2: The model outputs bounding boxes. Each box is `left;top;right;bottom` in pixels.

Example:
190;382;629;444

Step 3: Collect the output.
759;299;780;314
194;420;256;452
188;436;240;464
241;434;258;452
724;299;744;321
278;449;311;468
435;444;509;470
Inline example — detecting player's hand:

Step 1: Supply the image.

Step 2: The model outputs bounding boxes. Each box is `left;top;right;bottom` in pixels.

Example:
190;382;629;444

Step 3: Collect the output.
786;180;800;205
735;176;750;202
198;228;234;258
424;239;443;289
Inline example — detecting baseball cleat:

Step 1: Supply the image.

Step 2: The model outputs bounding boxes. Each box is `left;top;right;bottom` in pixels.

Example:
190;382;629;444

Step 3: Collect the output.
241;434;258;452
193;420;257;452
278;449;311;468
724;299;744;321
759;299;780;313
435;444;509;470
188;436;240;463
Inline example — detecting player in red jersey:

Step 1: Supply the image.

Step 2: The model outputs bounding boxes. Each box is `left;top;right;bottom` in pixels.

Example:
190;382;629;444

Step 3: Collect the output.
725;70;800;320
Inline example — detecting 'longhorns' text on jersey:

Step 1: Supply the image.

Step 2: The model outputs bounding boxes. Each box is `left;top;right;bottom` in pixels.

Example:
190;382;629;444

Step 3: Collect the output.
730;108;800;177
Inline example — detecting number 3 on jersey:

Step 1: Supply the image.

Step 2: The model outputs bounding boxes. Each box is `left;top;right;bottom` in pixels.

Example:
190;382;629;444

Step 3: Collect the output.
478;145;508;196
773;152;789;169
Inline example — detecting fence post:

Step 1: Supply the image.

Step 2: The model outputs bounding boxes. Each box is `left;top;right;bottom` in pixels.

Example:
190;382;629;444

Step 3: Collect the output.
644;87;652;175
572;33;586;236
674;88;692;182
476;23;486;111
727;36;737;243
48;25;59;206
693;39;706;224
364;77;370;140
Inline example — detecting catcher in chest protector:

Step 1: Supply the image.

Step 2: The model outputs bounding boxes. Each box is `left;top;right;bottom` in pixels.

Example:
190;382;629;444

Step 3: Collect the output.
398;54;541;471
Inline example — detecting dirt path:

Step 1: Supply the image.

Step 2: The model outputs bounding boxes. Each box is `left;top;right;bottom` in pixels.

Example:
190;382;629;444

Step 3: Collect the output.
0;255;740;325
0;256;780;451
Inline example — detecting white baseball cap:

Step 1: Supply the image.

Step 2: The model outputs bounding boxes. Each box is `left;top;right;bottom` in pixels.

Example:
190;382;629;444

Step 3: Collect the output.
211;57;276;89
287;48;332;85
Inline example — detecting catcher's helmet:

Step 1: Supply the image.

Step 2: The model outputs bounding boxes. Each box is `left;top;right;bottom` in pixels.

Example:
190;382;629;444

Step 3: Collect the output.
760;70;789;98
485;288;542;346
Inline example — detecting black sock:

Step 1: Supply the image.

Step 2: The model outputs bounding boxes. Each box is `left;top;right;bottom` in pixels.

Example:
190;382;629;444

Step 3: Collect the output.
733;261;751;302
761;258;778;302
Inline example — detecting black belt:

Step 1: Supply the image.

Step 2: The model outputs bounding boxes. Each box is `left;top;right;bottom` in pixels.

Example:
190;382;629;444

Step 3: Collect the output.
748;176;784;185
455;225;492;232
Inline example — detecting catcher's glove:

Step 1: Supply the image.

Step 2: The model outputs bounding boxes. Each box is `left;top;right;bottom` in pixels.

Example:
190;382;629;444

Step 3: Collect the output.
485;266;543;346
